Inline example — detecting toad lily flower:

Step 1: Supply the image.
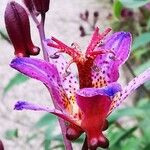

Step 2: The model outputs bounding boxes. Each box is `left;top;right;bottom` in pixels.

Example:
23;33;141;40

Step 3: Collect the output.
11;27;150;149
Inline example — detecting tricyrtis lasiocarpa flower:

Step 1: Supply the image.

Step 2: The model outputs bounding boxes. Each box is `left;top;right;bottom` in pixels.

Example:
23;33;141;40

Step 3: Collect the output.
11;27;150;149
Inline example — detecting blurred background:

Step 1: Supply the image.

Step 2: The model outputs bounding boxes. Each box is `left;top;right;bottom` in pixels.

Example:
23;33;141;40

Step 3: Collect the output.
0;0;150;149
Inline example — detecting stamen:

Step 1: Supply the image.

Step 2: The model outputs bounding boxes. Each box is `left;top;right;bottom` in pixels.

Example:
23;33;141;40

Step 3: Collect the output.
101;28;112;37
71;42;81;51
97;40;105;47
48;37;82;61
49;52;60;59
63;59;74;78
92;65;100;72
86;27;112;56
88;49;115;59
63;70;71;78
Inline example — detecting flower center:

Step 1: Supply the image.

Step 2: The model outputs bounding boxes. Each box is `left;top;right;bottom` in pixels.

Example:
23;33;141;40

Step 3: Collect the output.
47;27;112;88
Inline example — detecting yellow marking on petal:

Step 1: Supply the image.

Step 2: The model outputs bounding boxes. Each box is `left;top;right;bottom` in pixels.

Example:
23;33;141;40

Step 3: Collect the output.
108;92;121;115
68;95;83;124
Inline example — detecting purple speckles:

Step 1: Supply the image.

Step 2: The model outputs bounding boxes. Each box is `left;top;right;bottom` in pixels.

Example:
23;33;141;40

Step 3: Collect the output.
14;101;27;110
110;68;150;113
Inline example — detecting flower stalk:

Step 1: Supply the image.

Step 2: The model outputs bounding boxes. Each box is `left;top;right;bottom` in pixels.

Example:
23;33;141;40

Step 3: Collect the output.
29;8;73;150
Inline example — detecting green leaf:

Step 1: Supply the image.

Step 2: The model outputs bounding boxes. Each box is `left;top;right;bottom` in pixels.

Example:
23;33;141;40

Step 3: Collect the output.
120;0;150;9
44;139;51;150
34;113;57;128
137;98;150;108
0;28;11;43
113;0;123;19
5;129;18;140
132;32;150;50
3;73;29;96
108;107;145;123
133;48;149;60
121;137;141;150
52;134;63;142
140;118;150;140
134;59;150;74
143;143;150;150
74;134;85;143
51;144;65;149
110;126;137;147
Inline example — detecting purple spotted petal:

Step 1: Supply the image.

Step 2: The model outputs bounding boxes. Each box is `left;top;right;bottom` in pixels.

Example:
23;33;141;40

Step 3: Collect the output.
92;32;132;87
109;68;150;113
44;39;79;101
10;57;68;110
10;57;60;87
77;82;121;97
14;101;79;126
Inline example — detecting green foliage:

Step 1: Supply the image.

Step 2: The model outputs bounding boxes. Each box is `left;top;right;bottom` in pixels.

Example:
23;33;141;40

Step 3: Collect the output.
108;107;145;124
132;32;150;50
34;113;57;128
0;28;11;43
3;73;29;96
120;0;150;9
113;0;123;19
108;99;150;150
134;59;150;74
5;129;18;140
34;114;58;150
26;113;85;149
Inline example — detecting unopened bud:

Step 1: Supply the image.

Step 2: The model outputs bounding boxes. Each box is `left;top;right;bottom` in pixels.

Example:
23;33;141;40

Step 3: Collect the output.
5;1;40;57
121;8;133;18
80;10;89;22
85;10;89;21
79;25;86;37
23;0;34;12
32;0;50;13
0;140;4;150
93;11;99;29
93;11;99;18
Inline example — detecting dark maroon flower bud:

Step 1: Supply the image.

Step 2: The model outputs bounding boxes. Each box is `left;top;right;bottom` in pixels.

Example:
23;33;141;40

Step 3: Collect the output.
93;11;99;18
0;140;4;150
93;11;99;29
79;25;86;37
121;8;133;18
80;10;89;21
32;0;50;13
23;0;34;12
85;10;89;20
5;1;40;57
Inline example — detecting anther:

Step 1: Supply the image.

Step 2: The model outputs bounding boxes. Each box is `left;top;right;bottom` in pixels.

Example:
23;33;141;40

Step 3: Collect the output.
97;40;105;47
49;52;60;59
71;42;81;51
63;70;71;78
